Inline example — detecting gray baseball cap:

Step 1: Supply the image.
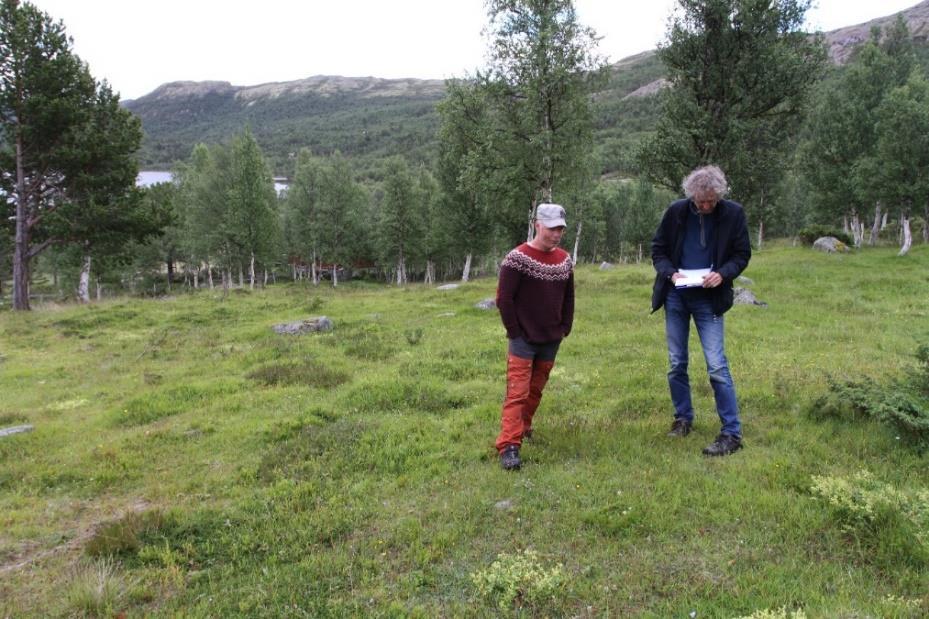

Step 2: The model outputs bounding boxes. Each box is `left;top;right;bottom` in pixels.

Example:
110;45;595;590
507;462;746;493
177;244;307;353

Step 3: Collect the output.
536;203;567;228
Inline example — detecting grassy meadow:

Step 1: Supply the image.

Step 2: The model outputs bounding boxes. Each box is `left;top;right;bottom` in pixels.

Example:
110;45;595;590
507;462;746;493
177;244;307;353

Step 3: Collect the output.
1;244;928;617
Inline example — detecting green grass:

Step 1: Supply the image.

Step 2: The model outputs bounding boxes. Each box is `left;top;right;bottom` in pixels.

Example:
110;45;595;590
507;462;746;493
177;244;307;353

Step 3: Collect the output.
1;245;928;617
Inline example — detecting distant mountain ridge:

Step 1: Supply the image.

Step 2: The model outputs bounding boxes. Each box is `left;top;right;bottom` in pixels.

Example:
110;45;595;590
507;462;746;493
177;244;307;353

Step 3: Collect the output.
125;1;929;175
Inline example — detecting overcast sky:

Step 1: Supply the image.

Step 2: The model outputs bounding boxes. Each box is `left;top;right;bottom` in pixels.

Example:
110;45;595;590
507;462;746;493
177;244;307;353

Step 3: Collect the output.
28;0;923;100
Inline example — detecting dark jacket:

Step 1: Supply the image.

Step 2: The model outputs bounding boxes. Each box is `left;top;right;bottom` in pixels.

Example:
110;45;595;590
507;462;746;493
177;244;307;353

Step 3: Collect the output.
651;198;751;315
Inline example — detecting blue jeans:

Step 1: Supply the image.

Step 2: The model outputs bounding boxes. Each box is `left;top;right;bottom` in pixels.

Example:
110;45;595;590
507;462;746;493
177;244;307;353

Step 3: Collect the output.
664;288;741;437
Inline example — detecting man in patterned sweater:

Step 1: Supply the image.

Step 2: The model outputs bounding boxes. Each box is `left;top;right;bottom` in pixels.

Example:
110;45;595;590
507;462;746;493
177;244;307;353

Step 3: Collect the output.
495;203;575;470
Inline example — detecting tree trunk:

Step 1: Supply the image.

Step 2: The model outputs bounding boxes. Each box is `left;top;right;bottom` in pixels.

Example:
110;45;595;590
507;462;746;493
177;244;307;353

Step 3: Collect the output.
193;267;199;289
882;211;889;230
757;219;764;250
869;202;881;246
292;263;297;281
12;135;30;311
924;201;929;243
77;254;91;303
332;264;338;287
851;213;863;247
899;213;912;256
207;263;214;289
842;216;849;236
312;251;319;286
166;258;174;292
95;278;102;301
263;269;268;287
238;265;244;288
396;252;406;286
428;260;437;284
249;253;255;290
526;202;536;243
461;252;473;283
572;221;582;265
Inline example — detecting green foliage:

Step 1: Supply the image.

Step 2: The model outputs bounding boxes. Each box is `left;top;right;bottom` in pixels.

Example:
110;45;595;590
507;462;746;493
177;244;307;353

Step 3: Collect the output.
471;549;566;613
797;225;852;246
109;383;237;427
810;343;929;445
638;0;826;229
64;558;134;618
734;609;807;619
85;510;171;558
246;359;350;388
811;470;929;566
0;0;142;309
800;18;918;225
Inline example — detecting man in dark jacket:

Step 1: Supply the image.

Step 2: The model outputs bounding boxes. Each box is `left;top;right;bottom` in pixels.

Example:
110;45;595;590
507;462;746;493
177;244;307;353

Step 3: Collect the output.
651;165;751;456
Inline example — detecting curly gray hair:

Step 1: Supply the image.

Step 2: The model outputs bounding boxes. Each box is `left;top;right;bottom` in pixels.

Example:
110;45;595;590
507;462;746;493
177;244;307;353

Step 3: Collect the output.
682;165;729;199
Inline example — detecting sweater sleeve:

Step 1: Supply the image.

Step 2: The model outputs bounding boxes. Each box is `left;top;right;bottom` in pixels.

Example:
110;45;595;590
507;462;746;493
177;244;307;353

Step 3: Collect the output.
560;270;575;337
496;264;523;339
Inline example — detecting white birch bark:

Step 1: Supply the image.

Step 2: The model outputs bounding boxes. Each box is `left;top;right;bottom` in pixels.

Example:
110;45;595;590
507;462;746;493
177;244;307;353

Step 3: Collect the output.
869;203;881;246
249;253;255;290
899;215;912;256
572;221;582;265
461;252;472;283
77;254;91;303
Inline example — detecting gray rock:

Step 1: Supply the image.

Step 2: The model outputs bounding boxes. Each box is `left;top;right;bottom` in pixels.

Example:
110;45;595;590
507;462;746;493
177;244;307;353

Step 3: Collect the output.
475;298;496;310
437;283;460;290
813;236;849;253
599;262;615;270
736;275;754;285
733;287;767;307
494;499;514;511
0;424;33;438
272;316;333;335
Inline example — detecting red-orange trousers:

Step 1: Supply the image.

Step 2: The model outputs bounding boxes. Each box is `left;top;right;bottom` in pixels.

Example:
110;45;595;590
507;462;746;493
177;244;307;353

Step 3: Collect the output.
495;354;555;452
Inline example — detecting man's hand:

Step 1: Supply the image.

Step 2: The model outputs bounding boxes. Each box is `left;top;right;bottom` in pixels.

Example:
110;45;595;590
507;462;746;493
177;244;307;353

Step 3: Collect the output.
702;271;723;288
670;272;682;283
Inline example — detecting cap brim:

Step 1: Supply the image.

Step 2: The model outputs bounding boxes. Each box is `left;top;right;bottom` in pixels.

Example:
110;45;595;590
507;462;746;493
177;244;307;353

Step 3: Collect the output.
539;218;566;228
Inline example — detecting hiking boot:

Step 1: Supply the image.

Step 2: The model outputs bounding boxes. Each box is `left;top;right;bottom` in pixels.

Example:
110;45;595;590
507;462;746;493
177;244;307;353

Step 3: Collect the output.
500;445;521;470
522;428;533;441
702;433;743;456
667;418;692;437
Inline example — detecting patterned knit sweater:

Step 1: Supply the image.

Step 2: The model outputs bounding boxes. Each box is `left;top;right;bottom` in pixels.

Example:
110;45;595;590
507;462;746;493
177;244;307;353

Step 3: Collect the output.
496;243;575;343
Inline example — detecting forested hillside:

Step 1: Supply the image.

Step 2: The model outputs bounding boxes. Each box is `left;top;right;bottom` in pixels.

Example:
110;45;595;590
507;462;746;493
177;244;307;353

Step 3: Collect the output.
125;54;666;177
125;2;929;178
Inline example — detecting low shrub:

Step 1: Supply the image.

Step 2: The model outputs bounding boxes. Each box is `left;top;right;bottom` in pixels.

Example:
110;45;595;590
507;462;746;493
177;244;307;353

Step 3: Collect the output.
809;343;929;446
797;225;852;246
86;509;171;557
471;549;566;613
246;359;350;388
811;470;929;566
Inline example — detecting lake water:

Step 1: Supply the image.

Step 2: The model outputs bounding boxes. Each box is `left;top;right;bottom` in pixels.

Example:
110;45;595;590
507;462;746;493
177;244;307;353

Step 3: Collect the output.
137;170;289;195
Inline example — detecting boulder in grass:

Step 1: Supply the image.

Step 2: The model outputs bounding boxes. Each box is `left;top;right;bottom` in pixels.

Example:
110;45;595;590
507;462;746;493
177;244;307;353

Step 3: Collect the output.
0;424;33;438
272;316;333;335
599;262;615;270
733;287;767;307
475;298;496;310
813;236;849;253
437;283;460;291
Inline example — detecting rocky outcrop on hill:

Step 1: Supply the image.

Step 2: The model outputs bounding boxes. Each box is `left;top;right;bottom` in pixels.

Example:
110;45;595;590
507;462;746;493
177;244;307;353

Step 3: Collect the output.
824;0;929;64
